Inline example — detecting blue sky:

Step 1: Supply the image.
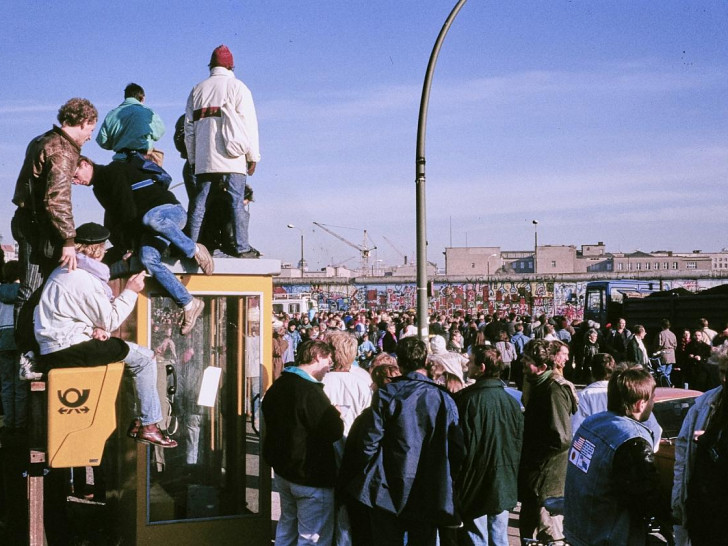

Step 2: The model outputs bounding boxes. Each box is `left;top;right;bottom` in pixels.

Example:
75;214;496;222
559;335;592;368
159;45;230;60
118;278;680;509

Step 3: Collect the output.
1;1;726;269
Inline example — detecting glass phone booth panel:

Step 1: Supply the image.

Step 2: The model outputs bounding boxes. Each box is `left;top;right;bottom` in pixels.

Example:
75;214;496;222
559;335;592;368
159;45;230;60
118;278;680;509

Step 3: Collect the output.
146;293;262;522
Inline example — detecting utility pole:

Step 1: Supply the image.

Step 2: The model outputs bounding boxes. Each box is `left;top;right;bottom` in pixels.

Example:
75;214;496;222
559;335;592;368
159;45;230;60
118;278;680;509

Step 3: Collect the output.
415;0;468;341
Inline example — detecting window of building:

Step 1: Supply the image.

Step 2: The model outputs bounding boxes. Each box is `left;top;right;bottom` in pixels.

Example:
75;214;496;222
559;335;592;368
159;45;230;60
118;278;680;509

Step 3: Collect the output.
645;262;651;270
636;263;642;270
686;261;697;269
663;262;668;269
471;263;476;268
551;260;556;268
617;263;624;271
672;262;678;269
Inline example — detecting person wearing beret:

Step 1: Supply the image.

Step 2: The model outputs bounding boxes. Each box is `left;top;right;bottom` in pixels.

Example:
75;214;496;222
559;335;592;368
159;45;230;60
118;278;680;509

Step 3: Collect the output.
33;222;177;447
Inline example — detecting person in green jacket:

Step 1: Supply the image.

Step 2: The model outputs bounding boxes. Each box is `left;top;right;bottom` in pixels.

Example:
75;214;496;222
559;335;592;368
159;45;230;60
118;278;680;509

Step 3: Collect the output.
454;345;524;546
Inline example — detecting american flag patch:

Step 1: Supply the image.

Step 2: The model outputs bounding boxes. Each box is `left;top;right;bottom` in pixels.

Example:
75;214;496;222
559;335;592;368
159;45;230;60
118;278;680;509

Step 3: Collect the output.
569;435;595;474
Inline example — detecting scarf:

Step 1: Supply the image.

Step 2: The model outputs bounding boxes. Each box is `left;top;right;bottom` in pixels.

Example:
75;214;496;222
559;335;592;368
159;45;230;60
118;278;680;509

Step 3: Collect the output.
76;252;113;301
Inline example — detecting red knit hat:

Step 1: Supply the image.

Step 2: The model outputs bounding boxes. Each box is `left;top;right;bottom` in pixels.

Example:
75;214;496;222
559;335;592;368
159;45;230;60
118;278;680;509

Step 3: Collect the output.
209;45;234;70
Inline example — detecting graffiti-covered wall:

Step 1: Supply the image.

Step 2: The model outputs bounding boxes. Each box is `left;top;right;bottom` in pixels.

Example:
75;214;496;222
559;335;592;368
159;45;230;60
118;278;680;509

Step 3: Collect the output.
275;280;587;319
274;277;728;319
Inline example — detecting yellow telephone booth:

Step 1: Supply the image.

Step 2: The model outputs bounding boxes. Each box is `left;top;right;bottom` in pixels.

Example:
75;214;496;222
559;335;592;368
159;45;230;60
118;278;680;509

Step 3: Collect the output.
105;258;279;544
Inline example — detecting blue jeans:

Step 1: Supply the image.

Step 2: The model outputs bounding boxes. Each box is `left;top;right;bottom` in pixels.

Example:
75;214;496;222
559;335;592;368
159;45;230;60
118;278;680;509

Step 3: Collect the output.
140;204;195;308
188;172;251;254
124;342;163;426
274;473;335;546
0;350;28;428
461;510;510;546
182;160;197;237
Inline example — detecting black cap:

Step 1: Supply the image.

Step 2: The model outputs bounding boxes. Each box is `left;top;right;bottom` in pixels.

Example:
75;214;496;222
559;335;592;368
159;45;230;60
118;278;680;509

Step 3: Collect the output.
75;222;110;244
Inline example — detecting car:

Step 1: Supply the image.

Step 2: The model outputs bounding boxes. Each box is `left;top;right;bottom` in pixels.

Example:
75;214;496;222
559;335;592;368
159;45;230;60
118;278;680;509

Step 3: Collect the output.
652;387;704;495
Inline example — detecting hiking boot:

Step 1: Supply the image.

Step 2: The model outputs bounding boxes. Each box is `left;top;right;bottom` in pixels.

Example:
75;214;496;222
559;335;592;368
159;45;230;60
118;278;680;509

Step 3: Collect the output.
194;244;214;275
236;246;261;259
180;298;204;336
19;352;42;381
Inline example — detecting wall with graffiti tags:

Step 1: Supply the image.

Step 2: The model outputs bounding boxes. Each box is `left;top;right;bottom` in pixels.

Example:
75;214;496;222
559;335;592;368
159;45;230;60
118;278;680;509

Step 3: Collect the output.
274;278;728;319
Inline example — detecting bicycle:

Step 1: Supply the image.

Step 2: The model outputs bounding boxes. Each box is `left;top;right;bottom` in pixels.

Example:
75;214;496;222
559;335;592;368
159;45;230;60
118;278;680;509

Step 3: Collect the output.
648;353;672;388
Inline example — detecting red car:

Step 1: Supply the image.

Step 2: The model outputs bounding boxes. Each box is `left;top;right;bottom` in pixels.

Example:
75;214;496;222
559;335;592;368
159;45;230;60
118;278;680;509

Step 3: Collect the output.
652;387;704;495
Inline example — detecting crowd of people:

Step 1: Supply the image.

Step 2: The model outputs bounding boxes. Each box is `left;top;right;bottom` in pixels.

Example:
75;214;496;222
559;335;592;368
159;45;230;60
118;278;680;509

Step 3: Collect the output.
267;306;728;545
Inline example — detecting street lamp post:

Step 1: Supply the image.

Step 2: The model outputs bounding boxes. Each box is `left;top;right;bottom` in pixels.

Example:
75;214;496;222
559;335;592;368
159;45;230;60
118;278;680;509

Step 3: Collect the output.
416;0;469;341
286;224;305;272
487;252;497;279
532;220;539;275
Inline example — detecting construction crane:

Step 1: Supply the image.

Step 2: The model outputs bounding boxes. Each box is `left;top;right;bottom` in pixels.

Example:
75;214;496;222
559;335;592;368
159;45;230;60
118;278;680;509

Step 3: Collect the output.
382;235;438;269
382;236;409;265
313;222;377;272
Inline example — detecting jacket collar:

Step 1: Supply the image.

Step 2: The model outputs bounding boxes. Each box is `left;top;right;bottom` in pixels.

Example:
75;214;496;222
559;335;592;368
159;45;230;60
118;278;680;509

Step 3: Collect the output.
209;66;234;77
398;370;436;384
52;125;81;152
283;365;321;384
471;377;506;389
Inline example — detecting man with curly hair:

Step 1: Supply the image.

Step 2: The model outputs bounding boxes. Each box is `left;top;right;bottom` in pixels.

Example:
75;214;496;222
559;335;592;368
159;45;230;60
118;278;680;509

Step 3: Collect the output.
12;97;98;321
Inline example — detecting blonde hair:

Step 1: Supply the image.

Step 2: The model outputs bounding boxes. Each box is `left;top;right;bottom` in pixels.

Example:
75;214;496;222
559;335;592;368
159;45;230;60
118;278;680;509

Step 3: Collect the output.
74;242;105;260
328;331;358;371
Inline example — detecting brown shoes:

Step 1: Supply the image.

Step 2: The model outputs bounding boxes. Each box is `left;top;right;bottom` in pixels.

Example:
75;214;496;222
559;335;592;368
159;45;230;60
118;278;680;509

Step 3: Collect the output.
134;423;177;448
194;243;214;275
180;297;204;336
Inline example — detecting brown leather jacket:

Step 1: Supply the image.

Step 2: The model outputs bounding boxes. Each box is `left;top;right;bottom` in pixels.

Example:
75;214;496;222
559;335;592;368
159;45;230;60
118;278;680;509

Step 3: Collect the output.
13;126;79;244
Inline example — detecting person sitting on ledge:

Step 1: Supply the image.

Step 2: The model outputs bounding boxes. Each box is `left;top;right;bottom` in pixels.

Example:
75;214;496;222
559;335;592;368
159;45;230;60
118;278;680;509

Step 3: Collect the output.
34;222;177;448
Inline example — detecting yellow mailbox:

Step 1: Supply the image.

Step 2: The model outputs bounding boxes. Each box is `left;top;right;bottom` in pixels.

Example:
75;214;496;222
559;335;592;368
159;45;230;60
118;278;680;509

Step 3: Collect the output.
46;362;125;468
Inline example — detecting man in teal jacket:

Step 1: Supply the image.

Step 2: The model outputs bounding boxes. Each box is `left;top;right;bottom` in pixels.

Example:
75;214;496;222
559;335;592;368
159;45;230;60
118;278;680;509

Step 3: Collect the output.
96;83;165;162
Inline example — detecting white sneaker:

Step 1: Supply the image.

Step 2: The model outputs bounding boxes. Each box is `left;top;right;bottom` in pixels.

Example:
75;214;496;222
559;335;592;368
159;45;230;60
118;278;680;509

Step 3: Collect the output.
19;351;42;381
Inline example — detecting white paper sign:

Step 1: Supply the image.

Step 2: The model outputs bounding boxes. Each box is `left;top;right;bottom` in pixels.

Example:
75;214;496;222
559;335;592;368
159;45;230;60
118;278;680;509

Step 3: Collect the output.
197;366;222;407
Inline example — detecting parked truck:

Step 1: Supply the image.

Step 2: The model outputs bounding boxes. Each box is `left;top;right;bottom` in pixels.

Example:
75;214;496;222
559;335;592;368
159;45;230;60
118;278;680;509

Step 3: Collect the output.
585;280;728;333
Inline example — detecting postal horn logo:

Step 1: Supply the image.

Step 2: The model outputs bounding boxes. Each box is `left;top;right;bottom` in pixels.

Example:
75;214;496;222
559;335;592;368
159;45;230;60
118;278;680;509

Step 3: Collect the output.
57;388;91;414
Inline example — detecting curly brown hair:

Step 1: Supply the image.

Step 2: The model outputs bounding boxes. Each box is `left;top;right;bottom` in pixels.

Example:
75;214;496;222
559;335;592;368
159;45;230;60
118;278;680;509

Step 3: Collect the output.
57;98;98;127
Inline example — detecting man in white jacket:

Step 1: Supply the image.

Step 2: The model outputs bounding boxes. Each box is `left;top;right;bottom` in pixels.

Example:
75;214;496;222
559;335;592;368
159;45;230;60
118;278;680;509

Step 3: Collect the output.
34;222;176;448
184;44;261;258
